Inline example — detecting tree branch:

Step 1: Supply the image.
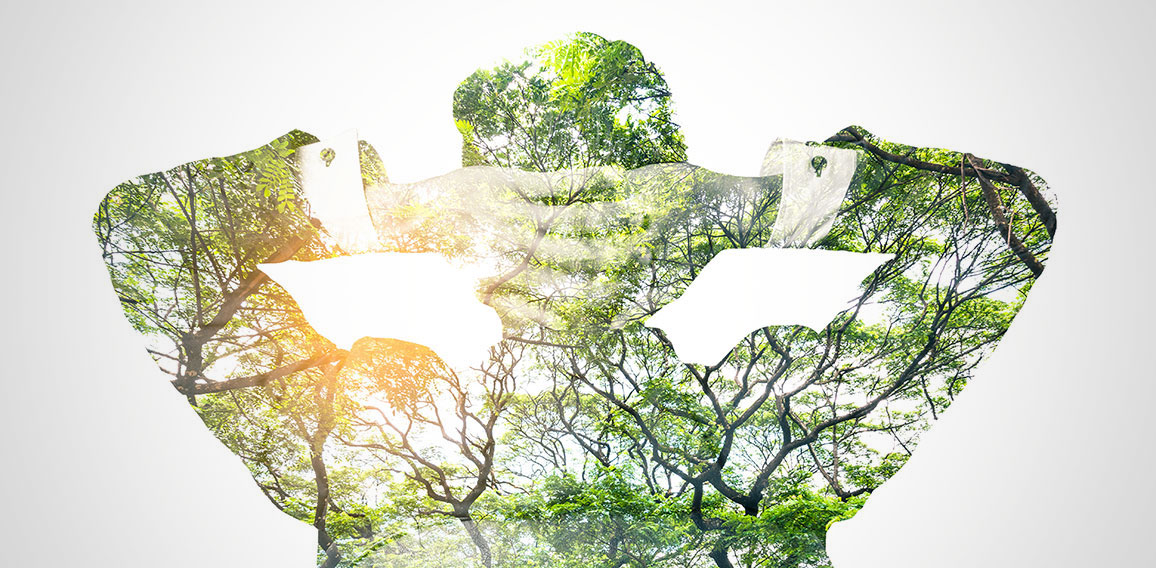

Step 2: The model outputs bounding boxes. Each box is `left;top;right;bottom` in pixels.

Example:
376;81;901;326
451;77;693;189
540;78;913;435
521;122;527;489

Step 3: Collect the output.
173;350;345;395
965;153;1045;277
191;232;313;343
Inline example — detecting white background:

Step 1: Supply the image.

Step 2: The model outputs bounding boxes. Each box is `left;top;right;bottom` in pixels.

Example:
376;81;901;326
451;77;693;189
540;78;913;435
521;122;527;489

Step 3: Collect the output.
1;1;1152;566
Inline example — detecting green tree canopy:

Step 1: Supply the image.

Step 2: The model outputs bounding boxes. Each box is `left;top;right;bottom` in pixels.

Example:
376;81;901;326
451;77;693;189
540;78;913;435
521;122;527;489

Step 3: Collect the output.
453;31;686;171
93;33;1056;568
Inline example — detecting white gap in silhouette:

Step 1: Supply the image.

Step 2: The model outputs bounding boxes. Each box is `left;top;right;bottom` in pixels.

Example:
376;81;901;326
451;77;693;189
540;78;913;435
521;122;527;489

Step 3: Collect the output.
645;248;894;366
259;253;503;369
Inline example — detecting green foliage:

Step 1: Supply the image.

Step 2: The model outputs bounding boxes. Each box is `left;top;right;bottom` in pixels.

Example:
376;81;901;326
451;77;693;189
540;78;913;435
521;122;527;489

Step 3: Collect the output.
496;468;698;567
453;32;686;171
93;34;1058;568
728;484;864;568
93;129;323;365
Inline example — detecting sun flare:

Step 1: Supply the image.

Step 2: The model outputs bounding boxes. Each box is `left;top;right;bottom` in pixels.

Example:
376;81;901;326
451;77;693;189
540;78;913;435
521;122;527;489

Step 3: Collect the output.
258;253;503;369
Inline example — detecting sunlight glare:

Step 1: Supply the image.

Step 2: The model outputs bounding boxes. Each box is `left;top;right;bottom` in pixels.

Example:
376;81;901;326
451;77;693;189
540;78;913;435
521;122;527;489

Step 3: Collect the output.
259;253;503;369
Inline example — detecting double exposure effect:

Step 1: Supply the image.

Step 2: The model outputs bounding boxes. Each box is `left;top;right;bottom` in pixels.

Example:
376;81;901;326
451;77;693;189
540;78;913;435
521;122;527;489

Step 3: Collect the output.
92;33;1057;568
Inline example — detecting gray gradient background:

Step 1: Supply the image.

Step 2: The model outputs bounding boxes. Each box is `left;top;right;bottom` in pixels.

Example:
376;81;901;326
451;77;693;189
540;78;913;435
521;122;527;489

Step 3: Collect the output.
1;1;1150;566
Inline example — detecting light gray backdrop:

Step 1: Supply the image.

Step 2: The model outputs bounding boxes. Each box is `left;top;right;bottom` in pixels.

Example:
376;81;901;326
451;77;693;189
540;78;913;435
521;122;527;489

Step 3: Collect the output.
1;1;1150;566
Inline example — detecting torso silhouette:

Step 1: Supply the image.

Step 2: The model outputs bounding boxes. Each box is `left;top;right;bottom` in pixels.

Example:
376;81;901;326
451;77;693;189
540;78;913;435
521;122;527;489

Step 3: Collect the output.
92;126;1056;567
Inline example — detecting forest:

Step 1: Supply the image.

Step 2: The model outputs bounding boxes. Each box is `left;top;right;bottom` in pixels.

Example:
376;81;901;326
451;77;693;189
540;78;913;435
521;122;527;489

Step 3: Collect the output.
93;32;1057;568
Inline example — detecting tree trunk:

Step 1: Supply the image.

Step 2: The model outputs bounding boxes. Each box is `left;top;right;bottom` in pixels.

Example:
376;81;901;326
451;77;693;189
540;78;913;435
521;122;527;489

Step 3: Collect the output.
708;540;735;568
457;515;493;568
311;360;344;568
689;483;736;568
311;450;340;568
178;333;202;405
607;523;623;564
318;541;341;568
742;500;759;517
